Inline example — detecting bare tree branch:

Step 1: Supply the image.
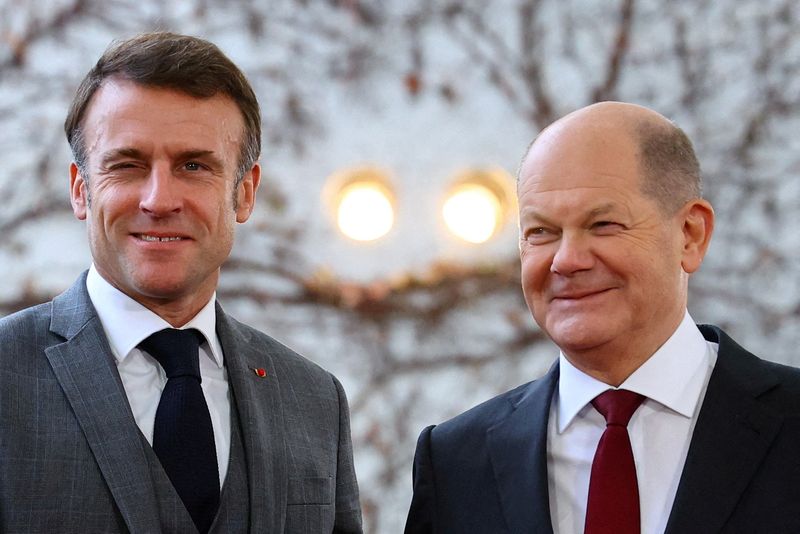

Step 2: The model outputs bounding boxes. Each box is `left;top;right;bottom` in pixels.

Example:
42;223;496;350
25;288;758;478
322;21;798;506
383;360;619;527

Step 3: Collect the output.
591;0;636;102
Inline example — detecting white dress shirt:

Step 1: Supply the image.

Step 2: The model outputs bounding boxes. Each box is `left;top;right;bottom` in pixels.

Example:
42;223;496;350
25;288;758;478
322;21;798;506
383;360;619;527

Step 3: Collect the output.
86;265;231;485
547;311;718;534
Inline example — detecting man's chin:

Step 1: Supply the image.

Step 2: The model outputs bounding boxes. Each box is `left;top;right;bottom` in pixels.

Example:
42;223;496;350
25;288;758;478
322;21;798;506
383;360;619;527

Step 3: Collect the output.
123;275;196;302
546;320;616;355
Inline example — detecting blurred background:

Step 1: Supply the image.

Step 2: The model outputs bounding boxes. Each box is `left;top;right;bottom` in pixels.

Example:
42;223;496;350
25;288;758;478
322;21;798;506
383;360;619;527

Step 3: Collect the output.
1;0;799;531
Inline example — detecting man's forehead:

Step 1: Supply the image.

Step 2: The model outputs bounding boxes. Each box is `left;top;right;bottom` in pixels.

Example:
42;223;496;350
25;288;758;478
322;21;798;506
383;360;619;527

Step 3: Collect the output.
520;196;628;220
519;122;643;200
519;156;644;202
86;123;236;154
529;123;636;165
84;78;242;125
518;166;651;224
78;86;243;172
83;81;242;137
520;102;676;184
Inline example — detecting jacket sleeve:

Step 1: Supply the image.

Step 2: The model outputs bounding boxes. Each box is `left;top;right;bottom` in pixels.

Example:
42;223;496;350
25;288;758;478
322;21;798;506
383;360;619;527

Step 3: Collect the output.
404;425;437;534
332;375;363;534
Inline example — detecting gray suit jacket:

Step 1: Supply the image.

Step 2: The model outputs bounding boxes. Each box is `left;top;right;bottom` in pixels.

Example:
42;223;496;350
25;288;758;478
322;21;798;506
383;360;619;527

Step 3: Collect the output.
406;325;800;533
0;272;362;533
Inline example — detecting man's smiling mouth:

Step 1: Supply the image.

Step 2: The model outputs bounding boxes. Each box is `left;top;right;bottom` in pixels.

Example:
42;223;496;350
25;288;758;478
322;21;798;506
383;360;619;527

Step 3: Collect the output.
136;234;186;242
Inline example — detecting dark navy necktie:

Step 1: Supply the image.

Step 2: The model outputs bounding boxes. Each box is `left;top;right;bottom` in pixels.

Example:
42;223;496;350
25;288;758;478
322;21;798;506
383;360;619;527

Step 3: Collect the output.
585;389;645;534
139;328;219;534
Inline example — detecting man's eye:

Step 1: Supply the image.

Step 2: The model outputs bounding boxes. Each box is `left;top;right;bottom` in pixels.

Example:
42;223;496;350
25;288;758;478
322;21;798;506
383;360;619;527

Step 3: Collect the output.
110;162;138;170
524;227;556;243
184;161;202;171
592;221;623;233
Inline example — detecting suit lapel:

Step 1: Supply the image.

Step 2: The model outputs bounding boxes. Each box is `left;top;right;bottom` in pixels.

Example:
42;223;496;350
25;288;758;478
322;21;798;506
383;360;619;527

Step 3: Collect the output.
487;363;558;534
665;325;783;533
45;275;162;534
216;305;288;533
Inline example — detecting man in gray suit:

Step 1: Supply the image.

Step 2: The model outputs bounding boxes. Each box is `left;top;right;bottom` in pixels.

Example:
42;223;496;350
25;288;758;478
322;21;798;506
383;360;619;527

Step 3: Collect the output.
0;32;362;533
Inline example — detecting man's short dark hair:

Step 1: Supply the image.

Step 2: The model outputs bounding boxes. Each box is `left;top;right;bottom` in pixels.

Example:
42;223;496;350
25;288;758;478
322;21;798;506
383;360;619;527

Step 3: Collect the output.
636;120;702;214
64;32;261;184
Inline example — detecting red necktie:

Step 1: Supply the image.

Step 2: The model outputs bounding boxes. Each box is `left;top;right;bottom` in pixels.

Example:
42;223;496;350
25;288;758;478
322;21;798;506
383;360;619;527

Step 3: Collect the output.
584;389;645;534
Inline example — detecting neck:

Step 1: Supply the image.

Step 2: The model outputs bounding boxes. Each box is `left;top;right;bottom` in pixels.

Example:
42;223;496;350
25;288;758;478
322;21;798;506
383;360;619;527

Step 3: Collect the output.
565;353;649;387
89;265;218;328
135;292;214;327
563;312;686;387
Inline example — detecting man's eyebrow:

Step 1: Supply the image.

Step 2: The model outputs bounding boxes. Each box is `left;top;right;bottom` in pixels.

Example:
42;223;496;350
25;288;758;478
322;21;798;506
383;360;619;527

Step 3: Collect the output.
178;149;216;160
519;207;555;226
176;150;225;168
99;147;146;165
587;203;617;218
519;203;620;225
99;148;225;168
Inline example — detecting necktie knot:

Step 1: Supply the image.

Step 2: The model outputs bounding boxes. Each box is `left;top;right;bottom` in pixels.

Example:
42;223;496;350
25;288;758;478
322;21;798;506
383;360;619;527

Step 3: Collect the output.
591;389;645;427
139;328;203;380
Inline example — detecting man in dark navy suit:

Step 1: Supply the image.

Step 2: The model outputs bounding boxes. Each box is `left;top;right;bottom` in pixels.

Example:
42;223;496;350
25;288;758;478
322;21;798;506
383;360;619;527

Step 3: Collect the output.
405;102;800;534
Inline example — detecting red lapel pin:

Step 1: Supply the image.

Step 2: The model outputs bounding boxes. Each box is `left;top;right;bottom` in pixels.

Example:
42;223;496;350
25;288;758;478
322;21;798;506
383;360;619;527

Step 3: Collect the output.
252;368;267;378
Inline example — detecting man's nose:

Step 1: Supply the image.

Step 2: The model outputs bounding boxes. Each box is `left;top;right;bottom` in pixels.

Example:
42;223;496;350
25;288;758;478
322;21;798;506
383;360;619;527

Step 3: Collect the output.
139;164;182;216
551;233;595;275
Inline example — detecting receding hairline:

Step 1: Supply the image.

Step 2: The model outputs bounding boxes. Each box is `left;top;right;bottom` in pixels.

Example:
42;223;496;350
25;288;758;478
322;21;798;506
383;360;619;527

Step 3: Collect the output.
78;75;248;161
516;102;702;213
518;102;673;174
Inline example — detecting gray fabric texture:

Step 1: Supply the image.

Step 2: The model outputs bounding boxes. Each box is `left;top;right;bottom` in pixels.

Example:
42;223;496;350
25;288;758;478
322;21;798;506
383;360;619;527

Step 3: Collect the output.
0;272;362;533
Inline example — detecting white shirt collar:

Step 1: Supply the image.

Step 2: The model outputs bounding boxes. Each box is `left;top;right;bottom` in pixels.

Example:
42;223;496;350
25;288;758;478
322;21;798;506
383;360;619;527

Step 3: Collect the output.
86;264;224;367
557;311;709;432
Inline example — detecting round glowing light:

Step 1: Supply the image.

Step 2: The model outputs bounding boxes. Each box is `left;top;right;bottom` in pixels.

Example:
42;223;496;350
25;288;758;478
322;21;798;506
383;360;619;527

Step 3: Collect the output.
336;182;394;241
442;183;503;244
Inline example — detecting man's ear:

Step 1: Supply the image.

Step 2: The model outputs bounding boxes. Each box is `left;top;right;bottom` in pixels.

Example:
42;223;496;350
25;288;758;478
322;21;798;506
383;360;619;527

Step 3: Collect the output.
235;163;261;223
680;198;715;274
70;163;88;220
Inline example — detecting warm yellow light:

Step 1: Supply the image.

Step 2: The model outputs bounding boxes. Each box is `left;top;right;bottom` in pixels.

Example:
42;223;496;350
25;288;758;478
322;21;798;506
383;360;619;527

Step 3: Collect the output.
442;183;503;244
336;181;394;241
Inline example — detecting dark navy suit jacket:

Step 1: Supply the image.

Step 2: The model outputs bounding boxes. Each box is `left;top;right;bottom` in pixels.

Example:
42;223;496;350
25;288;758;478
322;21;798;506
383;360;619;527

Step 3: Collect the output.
405;326;800;533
